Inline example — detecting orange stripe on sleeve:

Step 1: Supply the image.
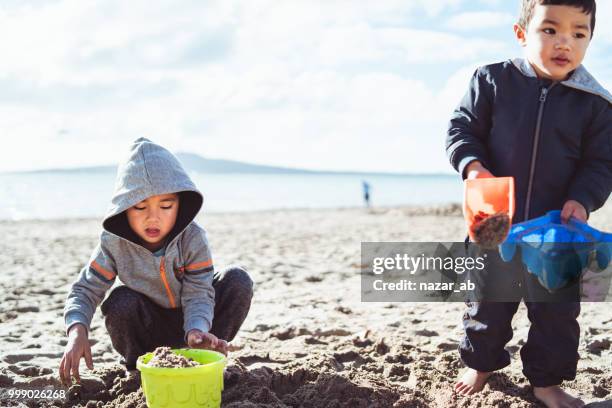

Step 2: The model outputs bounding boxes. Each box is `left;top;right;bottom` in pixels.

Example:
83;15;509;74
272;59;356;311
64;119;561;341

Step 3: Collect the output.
91;260;116;281
183;259;213;272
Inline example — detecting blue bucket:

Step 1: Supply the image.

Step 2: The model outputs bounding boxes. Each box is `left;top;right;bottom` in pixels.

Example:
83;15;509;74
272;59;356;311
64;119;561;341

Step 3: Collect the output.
499;211;612;291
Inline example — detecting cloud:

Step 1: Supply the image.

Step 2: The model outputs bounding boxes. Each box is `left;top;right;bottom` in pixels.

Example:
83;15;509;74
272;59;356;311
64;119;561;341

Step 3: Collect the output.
445;11;515;31
594;0;612;45
0;0;608;174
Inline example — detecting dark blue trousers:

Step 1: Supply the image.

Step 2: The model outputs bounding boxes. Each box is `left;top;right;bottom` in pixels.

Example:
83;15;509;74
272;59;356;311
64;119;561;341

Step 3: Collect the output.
101;266;253;369
459;247;581;387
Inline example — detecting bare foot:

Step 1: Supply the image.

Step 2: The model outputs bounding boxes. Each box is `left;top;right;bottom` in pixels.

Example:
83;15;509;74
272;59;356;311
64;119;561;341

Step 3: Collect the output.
454;368;493;395
533;386;584;408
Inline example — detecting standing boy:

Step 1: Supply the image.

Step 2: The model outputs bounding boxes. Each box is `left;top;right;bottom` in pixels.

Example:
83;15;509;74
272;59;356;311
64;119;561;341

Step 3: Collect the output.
446;1;611;407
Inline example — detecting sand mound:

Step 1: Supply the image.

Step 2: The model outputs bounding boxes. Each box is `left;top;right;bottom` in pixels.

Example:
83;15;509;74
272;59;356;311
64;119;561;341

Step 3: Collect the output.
221;331;514;407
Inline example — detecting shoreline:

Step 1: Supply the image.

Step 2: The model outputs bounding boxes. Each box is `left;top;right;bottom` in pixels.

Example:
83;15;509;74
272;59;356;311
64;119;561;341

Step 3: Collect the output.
0;202;464;224
2;199;610;225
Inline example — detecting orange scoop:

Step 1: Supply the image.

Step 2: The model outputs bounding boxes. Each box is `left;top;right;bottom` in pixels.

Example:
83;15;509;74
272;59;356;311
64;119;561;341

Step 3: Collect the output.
464;177;515;243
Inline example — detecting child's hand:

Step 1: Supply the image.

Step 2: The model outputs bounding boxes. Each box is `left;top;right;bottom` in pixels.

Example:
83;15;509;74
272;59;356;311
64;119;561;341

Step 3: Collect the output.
187;329;229;355
561;200;587;224
59;324;94;386
465;161;494;179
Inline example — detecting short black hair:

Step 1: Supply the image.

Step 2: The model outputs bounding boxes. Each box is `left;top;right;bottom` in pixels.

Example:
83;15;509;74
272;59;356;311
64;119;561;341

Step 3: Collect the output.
518;0;596;37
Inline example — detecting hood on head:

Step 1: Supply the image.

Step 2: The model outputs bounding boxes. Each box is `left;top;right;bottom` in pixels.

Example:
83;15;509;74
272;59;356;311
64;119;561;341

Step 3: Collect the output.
102;137;203;245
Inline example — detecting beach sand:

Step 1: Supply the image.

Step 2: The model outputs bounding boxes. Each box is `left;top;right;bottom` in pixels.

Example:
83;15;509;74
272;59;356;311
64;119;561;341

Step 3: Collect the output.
0;203;611;407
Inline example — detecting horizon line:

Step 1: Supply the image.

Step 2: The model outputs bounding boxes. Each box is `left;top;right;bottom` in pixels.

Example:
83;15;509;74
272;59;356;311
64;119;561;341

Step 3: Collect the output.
0;152;457;177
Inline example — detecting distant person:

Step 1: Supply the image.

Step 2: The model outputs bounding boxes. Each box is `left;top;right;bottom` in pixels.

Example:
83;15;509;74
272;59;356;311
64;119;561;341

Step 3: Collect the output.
60;138;253;385
362;181;371;208
446;1;610;407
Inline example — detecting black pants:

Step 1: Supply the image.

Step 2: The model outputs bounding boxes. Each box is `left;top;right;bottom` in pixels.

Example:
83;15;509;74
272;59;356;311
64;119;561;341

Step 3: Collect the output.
101;266;253;369
459;247;580;387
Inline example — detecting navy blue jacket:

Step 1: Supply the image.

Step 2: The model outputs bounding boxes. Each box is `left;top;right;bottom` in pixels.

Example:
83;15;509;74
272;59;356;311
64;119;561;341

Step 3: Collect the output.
446;58;612;222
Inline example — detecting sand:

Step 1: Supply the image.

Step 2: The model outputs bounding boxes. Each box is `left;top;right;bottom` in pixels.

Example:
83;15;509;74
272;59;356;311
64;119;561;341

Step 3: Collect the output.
0;203;610;407
470;211;511;249
146;347;199;368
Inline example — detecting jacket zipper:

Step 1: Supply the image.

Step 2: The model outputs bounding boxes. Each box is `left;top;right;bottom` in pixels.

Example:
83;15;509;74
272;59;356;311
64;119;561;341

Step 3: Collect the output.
524;83;556;221
159;256;177;308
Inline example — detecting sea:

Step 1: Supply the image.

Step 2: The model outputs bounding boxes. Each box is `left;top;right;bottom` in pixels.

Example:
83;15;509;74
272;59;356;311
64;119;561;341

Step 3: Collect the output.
0;171;462;220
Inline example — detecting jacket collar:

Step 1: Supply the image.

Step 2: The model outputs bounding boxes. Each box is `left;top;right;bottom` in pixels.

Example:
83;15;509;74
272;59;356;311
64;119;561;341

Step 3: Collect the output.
512;57;612;104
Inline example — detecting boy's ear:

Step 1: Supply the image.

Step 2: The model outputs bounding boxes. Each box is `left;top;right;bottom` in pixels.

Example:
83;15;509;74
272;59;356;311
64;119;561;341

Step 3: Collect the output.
514;23;527;47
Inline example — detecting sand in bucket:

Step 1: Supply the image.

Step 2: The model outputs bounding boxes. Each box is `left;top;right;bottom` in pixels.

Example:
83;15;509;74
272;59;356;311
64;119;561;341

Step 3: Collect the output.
148;347;201;368
464;177;515;249
470;211;512;249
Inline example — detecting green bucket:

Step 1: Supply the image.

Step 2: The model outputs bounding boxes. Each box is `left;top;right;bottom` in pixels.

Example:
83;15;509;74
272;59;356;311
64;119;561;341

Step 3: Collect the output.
136;348;227;408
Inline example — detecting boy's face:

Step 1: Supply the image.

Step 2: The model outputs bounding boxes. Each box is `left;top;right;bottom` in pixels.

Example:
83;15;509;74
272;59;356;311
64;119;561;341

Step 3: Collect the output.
126;193;179;251
514;4;591;81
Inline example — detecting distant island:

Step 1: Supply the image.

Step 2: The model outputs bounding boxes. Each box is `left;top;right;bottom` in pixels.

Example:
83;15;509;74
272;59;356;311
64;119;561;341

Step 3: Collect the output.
8;152;452;177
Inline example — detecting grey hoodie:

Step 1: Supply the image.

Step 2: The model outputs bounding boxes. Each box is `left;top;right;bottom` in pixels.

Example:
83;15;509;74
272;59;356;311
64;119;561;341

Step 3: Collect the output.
64;137;214;338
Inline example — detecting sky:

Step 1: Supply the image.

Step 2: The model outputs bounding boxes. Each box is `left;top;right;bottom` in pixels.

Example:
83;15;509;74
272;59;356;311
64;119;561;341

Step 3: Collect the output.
1;0;610;174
